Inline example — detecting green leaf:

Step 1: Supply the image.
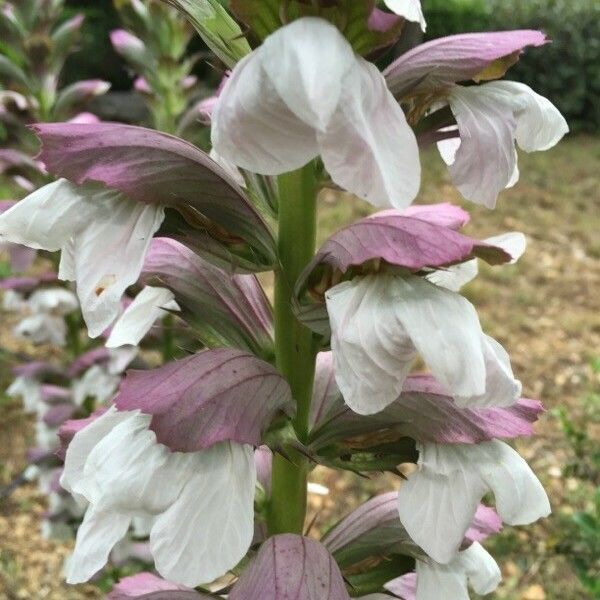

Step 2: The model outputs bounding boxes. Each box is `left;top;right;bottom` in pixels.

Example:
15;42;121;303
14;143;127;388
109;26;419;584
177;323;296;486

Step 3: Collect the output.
230;0;403;55
0;55;30;89
162;0;251;67
345;556;415;596
316;438;418;475
50;13;84;66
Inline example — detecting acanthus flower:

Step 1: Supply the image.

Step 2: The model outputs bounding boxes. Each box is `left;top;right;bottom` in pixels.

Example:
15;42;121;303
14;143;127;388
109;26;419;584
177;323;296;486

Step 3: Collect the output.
326;274;521;414
0;178;164;337
397;439;550;564
60;406;256;586
387;542;501;600
293;204;523;414
212;17;421;209
383;30;568;207
9;285;78;347
59;347;293;586
438;81;569;207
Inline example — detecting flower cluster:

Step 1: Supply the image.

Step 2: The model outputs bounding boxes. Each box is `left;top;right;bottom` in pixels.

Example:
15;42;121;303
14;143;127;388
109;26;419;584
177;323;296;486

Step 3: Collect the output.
0;0;568;598
0;0;109;190
110;0;208;140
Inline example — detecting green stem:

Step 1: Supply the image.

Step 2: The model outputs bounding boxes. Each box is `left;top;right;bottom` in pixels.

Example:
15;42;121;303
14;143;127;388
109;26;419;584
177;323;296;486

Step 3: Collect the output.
162;313;176;362
64;312;82;358
267;163;318;535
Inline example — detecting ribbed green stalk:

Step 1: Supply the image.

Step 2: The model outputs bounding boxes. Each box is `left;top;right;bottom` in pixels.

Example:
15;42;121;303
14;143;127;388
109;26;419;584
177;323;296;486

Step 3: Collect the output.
267;163;318;535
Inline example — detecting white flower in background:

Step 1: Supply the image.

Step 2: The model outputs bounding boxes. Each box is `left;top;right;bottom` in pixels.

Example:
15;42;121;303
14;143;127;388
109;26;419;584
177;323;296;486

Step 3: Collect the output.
212;17;420;209
35;419;62;451
61;407;256;587
107;346;139;375
0;179;165;337
438;81;568;208
13;288;78;347
72;364;122;407
6;375;42;413
47;492;85;520
3;289;26;311
4;286;78;347
14;314;66;346
326;275;521;415
106;286;179;349
42;520;74;541
70;347;136;408
28;288;79;315
397;440;550;564
384;0;427;31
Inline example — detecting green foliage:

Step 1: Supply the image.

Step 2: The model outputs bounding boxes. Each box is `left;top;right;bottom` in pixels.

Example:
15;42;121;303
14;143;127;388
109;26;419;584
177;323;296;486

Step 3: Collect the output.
423;0;600;132
423;0;491;35
552;358;600;596
557;491;600;596
164;0;251;67
112;0;198;133
62;1;129;90
230;0;403;56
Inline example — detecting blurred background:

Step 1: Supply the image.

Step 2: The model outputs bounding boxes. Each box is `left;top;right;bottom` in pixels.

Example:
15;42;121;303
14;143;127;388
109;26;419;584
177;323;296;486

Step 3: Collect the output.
0;0;598;598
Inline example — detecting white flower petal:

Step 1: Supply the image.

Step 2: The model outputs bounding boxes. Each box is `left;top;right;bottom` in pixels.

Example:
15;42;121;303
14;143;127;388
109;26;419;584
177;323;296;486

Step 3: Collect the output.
477;440;551;526
328;275;519;413
66;506;131;584
485;232;526;264
426;259;479;292
398;441;550;564
453;335;521;408
7;376;42;413
3;289;26;311
415;542;500;600
506;151;520;188
390;277;487;401
58;239;76;281
436;133;460;166
398;443;487;564
326;276;417;415
489;81;569;152
260;17;355;130
61;406;131;497
151;442;256;587
211;52;318;175
211;17;420;208
106;286;178;348
460;542;502;595
307;482;329;496
416;559;470;600
70;195;164;337
444;86;517;208
320;59;421;209
80;413;189;513
384;0;427;31
443;82;567;208
107;346;139;375
0;179;94;250
35;420;60;451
